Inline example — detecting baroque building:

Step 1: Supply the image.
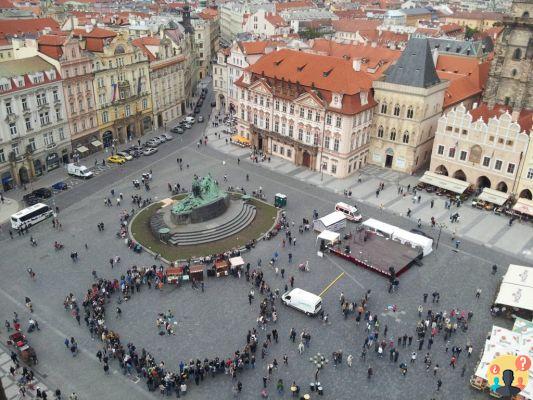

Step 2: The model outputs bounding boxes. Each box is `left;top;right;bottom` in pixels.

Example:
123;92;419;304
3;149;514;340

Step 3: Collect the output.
483;0;533;111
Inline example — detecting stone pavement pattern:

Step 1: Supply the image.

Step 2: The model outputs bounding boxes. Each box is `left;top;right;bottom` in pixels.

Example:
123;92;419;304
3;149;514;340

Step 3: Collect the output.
0;86;528;400
205;129;533;262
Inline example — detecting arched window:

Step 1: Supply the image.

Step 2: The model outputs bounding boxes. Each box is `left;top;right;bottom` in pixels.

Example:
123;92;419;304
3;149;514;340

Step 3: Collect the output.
380;103;387;114
377;126;384;138
512;69;518;76
406;106;414;119
522;11;529;18
390;129;396;141
393;104;400;116
513;48;522;60
402;131;409;143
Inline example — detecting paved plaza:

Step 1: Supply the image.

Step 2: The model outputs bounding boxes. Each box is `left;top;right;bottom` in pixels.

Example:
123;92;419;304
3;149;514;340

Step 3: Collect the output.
0;90;530;400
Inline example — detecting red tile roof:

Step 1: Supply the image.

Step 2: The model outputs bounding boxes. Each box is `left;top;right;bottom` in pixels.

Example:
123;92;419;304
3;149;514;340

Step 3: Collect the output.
275;0;315;12
0;17;60;38
239;40;273;55
449;11;504;21
440;23;463;34
333;9;367;19
132;36;160;61
0;0;14;9
38;34;67;46
243;48;373;94
265;13;288;27
310;39;401;76
332;18;380;33
73;27;117;38
198;8;218;20
469;103;532;133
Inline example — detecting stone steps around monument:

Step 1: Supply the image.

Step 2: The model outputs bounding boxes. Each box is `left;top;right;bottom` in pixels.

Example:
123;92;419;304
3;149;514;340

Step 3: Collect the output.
168;204;257;246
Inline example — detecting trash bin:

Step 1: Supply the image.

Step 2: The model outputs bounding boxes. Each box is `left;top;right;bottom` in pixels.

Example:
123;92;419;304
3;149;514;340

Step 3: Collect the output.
318;386;323;395
309;383;315;392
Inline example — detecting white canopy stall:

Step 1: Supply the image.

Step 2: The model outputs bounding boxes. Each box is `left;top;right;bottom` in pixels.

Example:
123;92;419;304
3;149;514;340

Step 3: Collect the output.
495;264;533;312
419;171;470;194
313;211;347;233
477;188;510;206
362;218;433;256
316;230;341;246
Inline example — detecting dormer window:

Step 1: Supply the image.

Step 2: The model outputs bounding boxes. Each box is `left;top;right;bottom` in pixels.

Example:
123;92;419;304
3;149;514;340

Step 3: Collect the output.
16;77;24;87
0;78;11;92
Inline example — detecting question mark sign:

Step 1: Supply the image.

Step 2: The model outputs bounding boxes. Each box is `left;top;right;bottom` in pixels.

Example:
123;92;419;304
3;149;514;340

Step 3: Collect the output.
490;364;500;374
515;355;531;372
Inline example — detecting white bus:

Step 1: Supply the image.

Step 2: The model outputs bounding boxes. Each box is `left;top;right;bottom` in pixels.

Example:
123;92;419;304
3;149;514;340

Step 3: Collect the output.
11;203;54;230
335;202;362;222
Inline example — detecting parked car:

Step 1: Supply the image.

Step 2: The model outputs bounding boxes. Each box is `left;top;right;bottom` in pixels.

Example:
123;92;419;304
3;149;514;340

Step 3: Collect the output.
281;288;322;316
210;101;216;107
107;155;126;164
22;194;39;206
198;115;204;123
116;151;133;161
154;136;167;143
185;116;195;124
144;140;159;148
194;107;201;114
183;123;192;129
52;181;68;191
171;126;184;134
143;147;158;156
132;145;144;152
31;187;53;199
161;133;173;141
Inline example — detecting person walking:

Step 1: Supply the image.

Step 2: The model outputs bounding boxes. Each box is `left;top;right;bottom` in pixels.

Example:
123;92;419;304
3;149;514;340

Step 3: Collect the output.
437;379;442;391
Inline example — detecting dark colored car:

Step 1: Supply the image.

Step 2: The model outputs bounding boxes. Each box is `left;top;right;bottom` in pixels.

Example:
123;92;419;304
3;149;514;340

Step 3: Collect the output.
31;187;53;199
52;181;68;191
194;107;201;114
210;101;216;107
22;194;39;206
171;126;184;134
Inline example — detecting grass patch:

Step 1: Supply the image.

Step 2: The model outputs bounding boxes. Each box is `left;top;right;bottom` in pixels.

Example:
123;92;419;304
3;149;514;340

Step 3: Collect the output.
130;195;278;261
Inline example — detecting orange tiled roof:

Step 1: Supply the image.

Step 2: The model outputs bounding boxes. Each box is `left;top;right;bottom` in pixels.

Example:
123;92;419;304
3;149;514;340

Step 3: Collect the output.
440;23;463;33
310;39;401;76
132;36;159;61
265;13;288;27
275;0;315;12
333;9;367;19
332;18;380;33
243;48;373;95
73;27;117;38
198;8;218;20
415;27;441;37
38;34;67;46
0;17;60;38
0;0;14;9
239;40;272;55
469;103;532;133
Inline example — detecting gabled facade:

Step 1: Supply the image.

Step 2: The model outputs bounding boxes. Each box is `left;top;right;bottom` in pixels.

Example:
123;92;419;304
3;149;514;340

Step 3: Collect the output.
370;38;449;173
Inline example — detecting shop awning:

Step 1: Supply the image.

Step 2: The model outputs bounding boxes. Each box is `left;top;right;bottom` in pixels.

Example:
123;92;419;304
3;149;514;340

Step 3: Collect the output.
229;256;244;267
76;146;89;153
91;140;103;147
419;171;470;194
231;135;250;145
495;282;533;311
513;198;533;217
477;188;509;206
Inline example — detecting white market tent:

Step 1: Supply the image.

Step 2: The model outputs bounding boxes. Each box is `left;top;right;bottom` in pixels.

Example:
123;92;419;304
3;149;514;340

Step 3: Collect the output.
316;230;341;246
313;211;347;232
513;198;533;217
495;264;533;311
477;188;509;206
419;171;470;194
362;218;433;256
229;257;245;267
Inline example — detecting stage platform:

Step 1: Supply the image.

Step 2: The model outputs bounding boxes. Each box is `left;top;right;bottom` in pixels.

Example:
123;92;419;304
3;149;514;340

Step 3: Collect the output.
328;229;422;279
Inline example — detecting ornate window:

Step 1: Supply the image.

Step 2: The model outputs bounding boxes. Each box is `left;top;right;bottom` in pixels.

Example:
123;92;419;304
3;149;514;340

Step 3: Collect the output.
513;48;522;60
402;131;409;143
377;126;384;138
406;107;414;119
393;104;400;116
389;129;396;141
380;103;387;114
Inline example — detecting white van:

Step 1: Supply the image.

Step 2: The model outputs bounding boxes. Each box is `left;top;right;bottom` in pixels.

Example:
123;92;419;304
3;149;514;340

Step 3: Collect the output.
185;116;195;124
67;163;93;179
281;288;322;316
335;202;362;222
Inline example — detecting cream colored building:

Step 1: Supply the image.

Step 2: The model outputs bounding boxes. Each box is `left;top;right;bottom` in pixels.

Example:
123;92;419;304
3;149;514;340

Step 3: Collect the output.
235;48;374;178
429;103;529;195
133;28;194;129
370;38;449;174
77;29;153;147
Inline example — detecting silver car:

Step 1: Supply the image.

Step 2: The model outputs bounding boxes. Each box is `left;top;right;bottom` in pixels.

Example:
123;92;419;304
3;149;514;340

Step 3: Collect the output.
143;147;158;156
161;133;173;141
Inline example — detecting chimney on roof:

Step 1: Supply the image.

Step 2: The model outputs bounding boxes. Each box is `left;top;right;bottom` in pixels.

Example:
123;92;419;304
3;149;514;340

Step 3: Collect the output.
371;41;377;48
85;24;91;33
352;58;361;72
473;102;478;109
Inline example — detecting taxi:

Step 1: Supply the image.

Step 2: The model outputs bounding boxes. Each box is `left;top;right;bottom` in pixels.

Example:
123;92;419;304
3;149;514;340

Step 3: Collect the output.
107;155;126;164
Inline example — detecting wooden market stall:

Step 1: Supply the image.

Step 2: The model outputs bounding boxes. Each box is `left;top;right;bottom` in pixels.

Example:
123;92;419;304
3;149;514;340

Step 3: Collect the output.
189;264;204;282
214;259;230;277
